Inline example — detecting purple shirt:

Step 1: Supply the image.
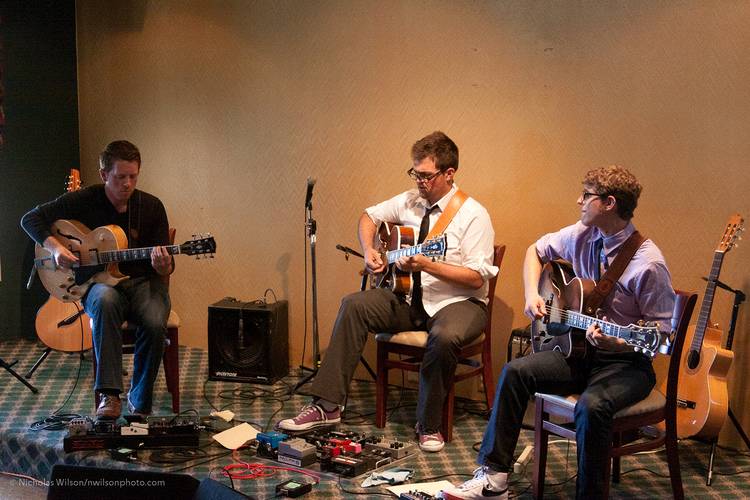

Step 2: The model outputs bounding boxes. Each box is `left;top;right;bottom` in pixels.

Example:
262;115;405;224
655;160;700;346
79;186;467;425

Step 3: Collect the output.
535;221;676;333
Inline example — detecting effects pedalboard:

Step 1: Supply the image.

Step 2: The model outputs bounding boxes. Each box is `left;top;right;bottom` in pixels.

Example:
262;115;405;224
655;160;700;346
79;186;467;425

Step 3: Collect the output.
398;492;439;500
256;429;417;478
63;415;200;452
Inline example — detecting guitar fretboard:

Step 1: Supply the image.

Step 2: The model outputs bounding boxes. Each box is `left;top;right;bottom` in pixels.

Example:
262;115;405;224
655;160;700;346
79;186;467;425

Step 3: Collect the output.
558;310;634;340
386;242;434;263
98;244;181;264
690;250;724;353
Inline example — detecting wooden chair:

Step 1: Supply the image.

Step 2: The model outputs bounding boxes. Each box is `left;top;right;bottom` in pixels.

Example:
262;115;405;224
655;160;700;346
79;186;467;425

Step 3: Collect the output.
374;244;506;442
93;228;181;413
532;289;698;499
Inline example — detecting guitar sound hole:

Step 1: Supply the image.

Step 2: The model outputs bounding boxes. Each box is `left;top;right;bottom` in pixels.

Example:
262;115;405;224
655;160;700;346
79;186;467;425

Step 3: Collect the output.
687;350;700;370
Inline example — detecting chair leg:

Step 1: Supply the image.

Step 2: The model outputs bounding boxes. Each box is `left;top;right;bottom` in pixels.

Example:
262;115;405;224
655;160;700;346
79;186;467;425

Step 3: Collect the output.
164;327;180;413
612;432;622;483
482;348;495;414
375;344;388;428
603;453;613;499
533;400;549;499
441;383;455;442
665;430;684;499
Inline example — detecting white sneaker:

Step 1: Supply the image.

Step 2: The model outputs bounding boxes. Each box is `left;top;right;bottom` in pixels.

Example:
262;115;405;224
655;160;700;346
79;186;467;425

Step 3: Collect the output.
438;466;508;499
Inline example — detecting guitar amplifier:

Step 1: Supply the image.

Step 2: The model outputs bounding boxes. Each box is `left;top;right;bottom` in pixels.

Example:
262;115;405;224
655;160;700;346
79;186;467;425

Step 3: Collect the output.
208;298;288;384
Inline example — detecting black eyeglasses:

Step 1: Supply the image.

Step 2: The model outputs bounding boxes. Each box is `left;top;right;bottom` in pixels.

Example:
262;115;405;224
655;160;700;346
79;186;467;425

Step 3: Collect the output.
581;191;606;201
407;168;443;182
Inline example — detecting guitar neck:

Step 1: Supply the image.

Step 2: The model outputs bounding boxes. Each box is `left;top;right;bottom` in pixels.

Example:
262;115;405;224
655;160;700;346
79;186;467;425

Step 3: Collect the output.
385;241;433;264
99;244;181;264
561;310;636;340
690;251;724;352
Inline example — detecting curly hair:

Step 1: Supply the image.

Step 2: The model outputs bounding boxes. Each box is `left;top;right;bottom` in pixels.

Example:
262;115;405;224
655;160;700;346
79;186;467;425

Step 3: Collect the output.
411;131;459;172
583;165;642;220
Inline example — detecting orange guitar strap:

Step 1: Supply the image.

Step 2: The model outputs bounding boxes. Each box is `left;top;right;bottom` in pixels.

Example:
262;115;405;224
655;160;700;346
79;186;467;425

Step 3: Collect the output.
584;231;646;315
425;189;469;241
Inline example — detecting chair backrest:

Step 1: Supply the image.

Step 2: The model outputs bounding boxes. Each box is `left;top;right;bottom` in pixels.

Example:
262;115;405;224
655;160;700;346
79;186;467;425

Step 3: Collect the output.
484;244;506;337
664;289;698;411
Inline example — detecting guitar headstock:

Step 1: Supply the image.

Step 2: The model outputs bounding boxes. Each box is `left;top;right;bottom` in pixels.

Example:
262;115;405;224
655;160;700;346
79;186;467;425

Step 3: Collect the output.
421;234;447;259
66;169;81;193
627;321;661;358
717;214;744;254
181;234;217;257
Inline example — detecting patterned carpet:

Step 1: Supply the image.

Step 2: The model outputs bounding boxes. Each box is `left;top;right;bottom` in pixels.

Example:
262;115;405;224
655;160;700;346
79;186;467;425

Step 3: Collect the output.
0;339;748;499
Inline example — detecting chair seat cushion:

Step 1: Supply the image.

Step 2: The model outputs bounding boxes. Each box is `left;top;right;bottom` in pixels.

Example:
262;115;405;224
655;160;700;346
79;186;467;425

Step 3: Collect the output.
122;309;181;330
535;389;666;419
375;331;485;348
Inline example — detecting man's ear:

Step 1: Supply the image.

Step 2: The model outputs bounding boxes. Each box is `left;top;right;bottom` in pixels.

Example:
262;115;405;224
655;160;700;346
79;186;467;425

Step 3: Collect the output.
604;194;617;212
99;168;107;183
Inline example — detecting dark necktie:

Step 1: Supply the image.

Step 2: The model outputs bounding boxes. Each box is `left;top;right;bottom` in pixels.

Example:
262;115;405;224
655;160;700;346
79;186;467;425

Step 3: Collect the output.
410;205;438;318
594;239;607;281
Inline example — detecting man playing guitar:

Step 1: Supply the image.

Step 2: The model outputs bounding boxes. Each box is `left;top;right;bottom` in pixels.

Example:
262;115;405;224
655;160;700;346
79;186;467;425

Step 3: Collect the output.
277;131;498;452
21;140;173;419
442;166;675;499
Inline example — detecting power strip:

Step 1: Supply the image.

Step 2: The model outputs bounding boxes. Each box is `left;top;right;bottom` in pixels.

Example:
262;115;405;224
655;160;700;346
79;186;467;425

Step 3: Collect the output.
513;445;533;473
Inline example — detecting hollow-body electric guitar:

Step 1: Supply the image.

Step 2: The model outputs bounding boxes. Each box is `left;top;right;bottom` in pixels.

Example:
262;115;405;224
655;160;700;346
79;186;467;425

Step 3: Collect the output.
370;223;447;295
35;169;93;352
34;219;216;302
531;260;662;359
669;214;743;439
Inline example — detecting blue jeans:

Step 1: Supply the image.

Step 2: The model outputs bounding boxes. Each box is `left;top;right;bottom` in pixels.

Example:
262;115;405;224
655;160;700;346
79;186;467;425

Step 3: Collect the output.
83;276;170;412
477;349;655;499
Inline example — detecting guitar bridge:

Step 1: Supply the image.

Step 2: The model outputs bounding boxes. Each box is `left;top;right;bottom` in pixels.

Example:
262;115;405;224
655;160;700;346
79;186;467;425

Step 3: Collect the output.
676;398;696;410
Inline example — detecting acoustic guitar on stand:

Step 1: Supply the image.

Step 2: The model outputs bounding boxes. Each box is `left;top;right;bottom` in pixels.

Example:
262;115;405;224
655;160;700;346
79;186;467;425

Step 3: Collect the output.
370;223;447;294
34;220;216;303
669;214;744;439
35;169;93;352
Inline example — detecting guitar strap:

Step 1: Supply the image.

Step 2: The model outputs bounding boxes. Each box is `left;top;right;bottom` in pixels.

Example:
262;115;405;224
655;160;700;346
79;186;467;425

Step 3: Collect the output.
584;230;646;315
425;189;469;241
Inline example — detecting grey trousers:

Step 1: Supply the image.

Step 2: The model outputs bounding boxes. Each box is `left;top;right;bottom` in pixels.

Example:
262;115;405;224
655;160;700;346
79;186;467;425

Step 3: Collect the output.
309;287;487;432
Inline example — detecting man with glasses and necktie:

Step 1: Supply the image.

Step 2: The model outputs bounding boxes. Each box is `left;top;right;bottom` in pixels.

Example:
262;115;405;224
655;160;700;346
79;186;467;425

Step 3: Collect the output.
277;131;497;452
441;165;675;499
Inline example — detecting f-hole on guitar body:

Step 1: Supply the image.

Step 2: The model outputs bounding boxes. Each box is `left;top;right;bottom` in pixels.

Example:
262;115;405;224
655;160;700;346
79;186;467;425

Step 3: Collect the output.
533;261;593;359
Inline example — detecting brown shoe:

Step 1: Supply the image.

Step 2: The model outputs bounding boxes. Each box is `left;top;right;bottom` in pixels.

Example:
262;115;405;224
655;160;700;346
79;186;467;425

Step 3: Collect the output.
96;393;122;419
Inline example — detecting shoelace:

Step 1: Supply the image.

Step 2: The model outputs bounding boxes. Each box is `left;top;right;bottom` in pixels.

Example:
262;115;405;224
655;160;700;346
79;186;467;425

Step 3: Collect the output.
295;404;323;421
421;432;442;442
458;466;489;490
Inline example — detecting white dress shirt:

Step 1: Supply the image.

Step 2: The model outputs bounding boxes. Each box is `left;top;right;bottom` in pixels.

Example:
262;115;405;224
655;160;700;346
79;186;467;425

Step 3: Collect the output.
365;184;498;316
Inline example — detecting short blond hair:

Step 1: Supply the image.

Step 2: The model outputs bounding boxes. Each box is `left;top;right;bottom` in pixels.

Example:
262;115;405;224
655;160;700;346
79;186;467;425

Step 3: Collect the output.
583;165;642;220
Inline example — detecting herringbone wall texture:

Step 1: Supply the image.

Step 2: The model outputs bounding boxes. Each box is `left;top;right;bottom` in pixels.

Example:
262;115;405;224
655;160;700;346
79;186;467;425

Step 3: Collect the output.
74;1;750;447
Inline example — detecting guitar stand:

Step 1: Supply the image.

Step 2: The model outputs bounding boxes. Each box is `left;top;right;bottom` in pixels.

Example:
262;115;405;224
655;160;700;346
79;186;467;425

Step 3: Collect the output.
704;278;748;485
25;347;86;379
0;357;38;394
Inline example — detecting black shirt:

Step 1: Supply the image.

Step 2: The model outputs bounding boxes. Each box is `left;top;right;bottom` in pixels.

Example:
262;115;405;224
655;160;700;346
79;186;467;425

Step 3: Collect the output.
21;185;170;279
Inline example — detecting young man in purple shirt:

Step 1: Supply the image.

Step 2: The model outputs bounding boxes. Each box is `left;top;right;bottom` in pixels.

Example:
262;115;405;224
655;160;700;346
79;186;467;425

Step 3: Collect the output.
442;165;675;499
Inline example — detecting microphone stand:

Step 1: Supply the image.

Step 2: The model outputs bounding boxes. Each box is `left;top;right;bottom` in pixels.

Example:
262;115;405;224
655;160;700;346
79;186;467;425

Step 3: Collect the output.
293;199;320;393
